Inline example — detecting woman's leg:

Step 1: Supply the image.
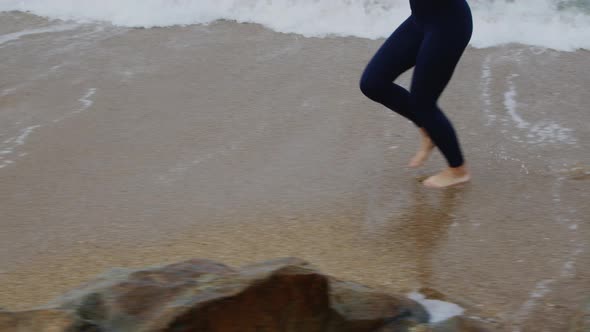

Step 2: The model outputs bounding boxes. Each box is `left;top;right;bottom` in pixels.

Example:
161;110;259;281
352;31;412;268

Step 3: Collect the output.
360;17;438;168
409;9;472;187
359;17;423;126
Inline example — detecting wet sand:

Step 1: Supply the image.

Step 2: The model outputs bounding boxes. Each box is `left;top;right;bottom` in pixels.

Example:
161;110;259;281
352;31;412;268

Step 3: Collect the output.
0;13;589;331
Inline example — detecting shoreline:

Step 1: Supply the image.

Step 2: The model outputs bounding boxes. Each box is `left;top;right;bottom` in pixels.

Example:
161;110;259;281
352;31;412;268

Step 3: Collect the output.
0;17;588;330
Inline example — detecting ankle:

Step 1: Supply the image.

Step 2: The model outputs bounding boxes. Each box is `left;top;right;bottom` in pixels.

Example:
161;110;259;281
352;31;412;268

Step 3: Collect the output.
448;164;469;176
419;127;429;138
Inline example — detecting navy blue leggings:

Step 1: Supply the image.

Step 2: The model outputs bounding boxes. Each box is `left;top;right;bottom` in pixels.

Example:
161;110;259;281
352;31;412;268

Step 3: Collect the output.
360;0;472;168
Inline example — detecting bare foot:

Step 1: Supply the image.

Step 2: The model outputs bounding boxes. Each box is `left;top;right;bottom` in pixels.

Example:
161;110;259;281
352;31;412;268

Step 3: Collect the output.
423;165;471;188
408;128;435;168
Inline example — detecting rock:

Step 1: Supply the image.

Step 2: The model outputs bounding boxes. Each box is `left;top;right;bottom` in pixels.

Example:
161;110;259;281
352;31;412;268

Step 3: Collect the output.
0;257;428;332
0;309;75;332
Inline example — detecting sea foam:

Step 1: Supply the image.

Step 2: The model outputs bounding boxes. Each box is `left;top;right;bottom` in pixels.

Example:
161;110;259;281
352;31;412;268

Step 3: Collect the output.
408;292;465;323
1;0;589;51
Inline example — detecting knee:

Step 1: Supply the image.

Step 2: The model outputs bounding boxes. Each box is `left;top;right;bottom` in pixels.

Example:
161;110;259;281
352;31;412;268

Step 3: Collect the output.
409;94;430;120
409;94;439;124
409;94;435;112
359;72;383;102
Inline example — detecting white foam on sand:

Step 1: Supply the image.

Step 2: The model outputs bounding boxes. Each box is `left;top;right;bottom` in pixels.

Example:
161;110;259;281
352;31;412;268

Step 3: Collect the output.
503;74;529;129
502;73;577;146
512;246;584;331
77;88;96;112
511;176;584;331
52;88;98;123
0;23;78;46
479;55;496;126
1;0;590;51
0;125;41;169
527;121;576;145
407;292;464;324
1;88;98;169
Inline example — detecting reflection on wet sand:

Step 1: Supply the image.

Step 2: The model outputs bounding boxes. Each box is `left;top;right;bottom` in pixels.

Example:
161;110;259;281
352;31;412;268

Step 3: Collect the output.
394;187;462;289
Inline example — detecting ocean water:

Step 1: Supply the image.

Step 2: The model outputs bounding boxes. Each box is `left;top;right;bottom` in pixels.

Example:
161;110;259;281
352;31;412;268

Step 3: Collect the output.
1;0;589;50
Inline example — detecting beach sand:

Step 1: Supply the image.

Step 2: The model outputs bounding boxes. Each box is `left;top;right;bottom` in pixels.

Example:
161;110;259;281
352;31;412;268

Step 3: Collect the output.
1;13;589;330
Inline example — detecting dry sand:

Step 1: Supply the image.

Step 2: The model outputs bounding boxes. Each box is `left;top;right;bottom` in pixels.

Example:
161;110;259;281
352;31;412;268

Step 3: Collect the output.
1;12;589;330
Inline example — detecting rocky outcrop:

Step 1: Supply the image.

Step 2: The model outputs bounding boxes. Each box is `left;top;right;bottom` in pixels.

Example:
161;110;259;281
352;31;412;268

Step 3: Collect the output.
0;258;490;332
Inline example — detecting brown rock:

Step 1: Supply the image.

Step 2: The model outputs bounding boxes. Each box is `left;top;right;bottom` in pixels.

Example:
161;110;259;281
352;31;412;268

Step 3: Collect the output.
0;309;75;332
0;257;428;332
